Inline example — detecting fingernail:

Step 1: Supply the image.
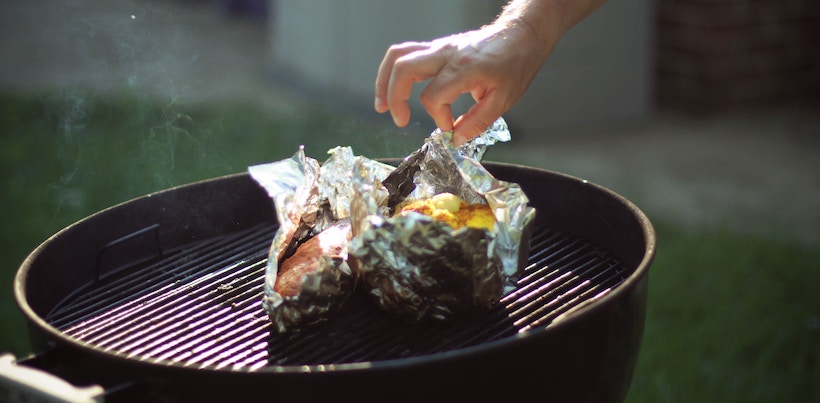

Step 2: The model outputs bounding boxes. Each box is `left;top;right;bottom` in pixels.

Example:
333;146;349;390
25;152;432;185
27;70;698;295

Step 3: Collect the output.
452;130;465;146
374;97;385;112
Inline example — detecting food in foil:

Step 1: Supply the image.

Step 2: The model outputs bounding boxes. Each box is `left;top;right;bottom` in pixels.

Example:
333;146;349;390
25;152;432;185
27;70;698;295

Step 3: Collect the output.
274;218;352;298
248;146;394;333
249;117;536;331
348;118;536;322
349;213;504;321
395;192;496;231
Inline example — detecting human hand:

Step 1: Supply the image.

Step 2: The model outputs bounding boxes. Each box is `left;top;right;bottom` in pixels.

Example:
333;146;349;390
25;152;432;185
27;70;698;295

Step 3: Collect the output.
374;21;554;145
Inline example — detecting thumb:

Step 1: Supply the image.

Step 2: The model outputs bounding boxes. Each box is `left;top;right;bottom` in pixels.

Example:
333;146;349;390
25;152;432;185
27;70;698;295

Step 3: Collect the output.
452;95;504;146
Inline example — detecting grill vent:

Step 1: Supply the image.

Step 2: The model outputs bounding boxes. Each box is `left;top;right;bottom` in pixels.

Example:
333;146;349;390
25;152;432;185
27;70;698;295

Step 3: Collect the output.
46;223;627;371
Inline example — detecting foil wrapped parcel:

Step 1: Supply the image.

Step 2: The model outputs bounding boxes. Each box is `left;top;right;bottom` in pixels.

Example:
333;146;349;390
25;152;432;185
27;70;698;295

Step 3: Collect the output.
248;146;395;332
249;117;535;331
349;117;536;321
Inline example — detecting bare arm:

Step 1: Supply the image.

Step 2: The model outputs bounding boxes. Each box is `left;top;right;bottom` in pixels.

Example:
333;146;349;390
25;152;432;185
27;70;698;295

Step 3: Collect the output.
374;0;607;145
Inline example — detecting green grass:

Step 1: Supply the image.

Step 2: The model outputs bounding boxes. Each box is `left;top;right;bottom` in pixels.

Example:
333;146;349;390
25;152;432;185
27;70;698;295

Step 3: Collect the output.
627;223;819;402
0;90;420;355
1;92;817;402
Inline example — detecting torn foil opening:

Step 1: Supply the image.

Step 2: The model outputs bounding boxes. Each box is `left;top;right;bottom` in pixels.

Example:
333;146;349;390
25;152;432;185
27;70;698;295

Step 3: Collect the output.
249;117;536;331
349;117;536;321
248;146;394;332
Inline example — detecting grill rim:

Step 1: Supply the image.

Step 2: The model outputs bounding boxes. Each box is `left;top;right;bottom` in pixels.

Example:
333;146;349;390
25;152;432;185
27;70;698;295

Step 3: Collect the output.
14;162;655;376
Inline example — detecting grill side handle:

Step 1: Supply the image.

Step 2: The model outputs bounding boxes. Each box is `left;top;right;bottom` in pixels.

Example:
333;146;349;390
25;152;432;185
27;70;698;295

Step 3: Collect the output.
0;353;104;403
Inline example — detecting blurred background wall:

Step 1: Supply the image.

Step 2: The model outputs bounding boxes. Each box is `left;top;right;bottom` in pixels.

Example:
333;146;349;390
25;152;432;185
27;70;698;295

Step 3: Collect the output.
268;0;654;137
655;0;820;114
267;0;818;136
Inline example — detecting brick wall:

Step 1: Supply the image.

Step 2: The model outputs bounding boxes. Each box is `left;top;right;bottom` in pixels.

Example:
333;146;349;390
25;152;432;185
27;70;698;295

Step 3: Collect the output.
655;0;820;114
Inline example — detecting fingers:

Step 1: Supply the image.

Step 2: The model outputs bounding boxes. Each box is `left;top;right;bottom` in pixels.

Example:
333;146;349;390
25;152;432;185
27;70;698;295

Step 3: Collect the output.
419;69;467;132
375;38;504;140
452;91;505;146
375;42;456;129
375;42;427;114
423;100;454;133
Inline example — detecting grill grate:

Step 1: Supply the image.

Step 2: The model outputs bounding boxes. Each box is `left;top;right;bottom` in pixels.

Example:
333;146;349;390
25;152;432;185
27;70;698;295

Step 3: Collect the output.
46;223;628;371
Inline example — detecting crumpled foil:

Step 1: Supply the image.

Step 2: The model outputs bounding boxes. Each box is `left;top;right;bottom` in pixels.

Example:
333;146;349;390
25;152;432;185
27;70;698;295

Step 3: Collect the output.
248;146;394;332
349;117;536;321
250;117;535;329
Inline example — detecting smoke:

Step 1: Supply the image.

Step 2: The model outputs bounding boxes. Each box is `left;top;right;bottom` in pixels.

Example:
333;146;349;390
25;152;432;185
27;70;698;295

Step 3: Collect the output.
18;0;422;226
41;89;95;224
139;105;202;190
33;2;231;198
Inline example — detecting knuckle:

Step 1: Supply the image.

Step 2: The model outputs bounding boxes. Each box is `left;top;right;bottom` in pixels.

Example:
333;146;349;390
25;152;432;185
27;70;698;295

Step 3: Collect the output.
391;55;421;79
388;41;423;55
453;52;478;68
418;89;437;107
464;116;494;135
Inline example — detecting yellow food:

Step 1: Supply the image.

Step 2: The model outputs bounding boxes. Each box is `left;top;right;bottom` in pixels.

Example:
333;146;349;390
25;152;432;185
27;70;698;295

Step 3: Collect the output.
396;193;495;231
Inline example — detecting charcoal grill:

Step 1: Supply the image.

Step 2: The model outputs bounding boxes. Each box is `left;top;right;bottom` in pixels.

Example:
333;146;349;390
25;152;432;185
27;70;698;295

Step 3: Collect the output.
5;161;655;402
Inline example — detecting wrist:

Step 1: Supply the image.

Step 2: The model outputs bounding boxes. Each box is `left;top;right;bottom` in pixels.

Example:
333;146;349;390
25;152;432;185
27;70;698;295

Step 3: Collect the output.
494;1;561;54
488;15;556;69
495;0;606;47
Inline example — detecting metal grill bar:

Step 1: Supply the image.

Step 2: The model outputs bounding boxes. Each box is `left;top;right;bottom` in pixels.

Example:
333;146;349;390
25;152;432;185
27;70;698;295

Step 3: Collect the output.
48;225;273;329
49;223;627;370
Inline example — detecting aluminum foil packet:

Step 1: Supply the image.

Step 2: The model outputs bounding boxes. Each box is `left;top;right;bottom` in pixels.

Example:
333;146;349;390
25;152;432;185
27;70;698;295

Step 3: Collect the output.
250;117;535;330
248;146;394;332
348;117;537;321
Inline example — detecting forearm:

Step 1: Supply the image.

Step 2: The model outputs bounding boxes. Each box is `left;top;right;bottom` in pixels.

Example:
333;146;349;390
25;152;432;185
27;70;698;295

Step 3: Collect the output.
494;0;607;50
374;0;608;142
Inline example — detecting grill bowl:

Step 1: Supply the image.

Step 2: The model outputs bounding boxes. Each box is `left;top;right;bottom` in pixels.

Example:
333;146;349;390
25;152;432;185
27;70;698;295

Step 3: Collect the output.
14;161;655;402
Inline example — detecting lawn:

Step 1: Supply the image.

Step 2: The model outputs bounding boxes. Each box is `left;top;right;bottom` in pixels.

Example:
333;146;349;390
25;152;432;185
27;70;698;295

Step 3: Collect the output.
1;92;817;402
0;89;421;352
626;222;818;402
